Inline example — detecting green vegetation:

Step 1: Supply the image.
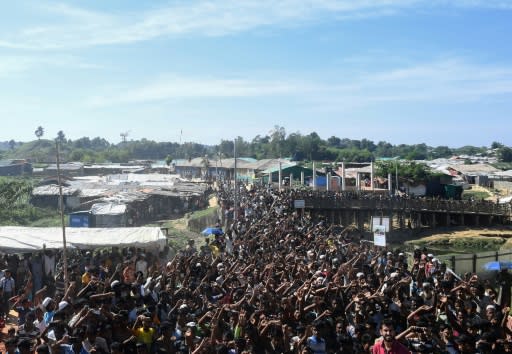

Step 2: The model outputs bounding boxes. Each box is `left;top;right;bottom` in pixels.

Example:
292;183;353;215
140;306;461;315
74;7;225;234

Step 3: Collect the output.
406;236;506;252
0;177;61;226
2;126;508;164
462;189;492;201
497;146;512;162
150;209;214;252
164;224;201;251
492;162;512;170
376;160;439;182
187;206;219;221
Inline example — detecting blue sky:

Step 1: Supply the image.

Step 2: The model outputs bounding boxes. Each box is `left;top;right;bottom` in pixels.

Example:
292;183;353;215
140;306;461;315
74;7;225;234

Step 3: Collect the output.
1;1;511;148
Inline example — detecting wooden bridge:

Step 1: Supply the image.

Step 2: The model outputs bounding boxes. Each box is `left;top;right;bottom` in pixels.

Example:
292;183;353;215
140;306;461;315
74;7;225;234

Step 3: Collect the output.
299;196;511;230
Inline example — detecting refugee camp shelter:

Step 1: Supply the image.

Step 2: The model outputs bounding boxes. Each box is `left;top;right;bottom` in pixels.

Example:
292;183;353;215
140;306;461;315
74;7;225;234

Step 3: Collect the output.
0;159;32;176
0;226;167;253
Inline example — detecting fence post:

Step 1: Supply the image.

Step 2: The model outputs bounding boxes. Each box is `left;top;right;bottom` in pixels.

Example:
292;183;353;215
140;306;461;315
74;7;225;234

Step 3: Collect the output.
496;251;499;261
451;255;456;272
473;254;477;274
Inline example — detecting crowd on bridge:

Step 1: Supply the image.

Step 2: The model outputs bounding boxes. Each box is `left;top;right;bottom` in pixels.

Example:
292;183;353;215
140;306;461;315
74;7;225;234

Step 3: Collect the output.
0;183;511;353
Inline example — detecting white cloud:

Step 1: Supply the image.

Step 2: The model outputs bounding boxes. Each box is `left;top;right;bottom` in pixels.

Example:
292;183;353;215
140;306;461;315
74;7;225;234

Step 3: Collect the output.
88;75;313;106
0;57;35;77
87;58;512;108
0;54;103;77
0;0;510;50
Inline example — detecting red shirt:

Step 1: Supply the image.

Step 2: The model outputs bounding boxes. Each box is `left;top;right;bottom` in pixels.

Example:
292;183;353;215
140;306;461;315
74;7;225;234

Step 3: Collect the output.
372;339;411;354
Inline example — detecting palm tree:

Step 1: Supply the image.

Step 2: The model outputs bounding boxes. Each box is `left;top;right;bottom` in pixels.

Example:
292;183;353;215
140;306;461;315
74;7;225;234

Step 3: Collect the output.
56;130;66;144
165;154;173;166
201;154;210;181
34;126;44;140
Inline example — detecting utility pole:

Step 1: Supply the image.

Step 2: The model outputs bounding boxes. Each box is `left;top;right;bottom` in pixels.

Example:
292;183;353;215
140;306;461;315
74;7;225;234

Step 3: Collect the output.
395;158;399;194
56;141;69;290
233;139;237;220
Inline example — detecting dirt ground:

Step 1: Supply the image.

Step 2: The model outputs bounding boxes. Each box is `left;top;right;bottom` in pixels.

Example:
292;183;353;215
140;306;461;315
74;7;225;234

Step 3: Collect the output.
418;227;512;241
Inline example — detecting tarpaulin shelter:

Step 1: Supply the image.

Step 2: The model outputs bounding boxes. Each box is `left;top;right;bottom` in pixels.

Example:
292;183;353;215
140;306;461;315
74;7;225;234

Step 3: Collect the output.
0;226;167;253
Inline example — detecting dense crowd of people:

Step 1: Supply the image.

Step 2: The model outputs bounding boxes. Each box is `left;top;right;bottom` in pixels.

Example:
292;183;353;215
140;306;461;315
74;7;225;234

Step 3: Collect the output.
0;183;511;353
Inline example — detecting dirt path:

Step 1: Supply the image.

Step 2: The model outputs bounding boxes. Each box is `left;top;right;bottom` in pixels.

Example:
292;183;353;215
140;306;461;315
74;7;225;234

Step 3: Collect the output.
209;195;218;208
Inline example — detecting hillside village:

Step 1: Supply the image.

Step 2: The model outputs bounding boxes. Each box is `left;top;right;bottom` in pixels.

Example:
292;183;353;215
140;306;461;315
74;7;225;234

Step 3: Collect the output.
0;151;511;229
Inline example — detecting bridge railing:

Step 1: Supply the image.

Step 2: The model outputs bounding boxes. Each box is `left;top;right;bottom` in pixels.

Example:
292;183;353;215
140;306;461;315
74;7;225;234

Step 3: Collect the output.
438;250;512;275
301;196;511;215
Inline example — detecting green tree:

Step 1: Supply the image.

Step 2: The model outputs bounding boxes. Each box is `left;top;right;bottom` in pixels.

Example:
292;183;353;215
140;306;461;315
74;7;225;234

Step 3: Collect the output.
375;141;393;157
218;139;234;158
491;141;504;149
201;155;210;180
432;145;453;158
56;130;66;144
34;126;44;140
497;147;512;162
8;139;15;150
376;161;433;182
269;125;286;157
327;136;341;148
165;154;173;166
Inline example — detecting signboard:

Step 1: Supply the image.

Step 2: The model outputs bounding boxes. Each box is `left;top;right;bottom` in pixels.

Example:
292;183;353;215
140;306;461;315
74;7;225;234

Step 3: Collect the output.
372;216;390;232
374;225;387;246
294;200;305;209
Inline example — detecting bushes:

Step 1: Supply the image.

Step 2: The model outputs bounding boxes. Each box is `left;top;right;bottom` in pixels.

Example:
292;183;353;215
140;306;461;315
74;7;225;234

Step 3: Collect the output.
0;177;60;226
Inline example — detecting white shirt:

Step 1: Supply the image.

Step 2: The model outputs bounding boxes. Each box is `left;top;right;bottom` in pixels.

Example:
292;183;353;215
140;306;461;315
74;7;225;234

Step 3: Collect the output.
135;260;148;278
44;254;56;276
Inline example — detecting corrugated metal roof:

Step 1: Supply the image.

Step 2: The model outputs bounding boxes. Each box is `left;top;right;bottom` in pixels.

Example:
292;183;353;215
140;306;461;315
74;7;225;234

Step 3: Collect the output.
45;162;84;170
84;164;145;170
244;159;291;170
492;170;512;177
91;203;127;215
32;185;78;196
260;162;298;174
333;166;372;179
450;163;501;175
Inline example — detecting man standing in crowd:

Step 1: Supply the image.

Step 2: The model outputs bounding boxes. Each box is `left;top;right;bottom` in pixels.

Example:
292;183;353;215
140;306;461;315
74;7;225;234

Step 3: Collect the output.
372;319;411;354
0;269;15;320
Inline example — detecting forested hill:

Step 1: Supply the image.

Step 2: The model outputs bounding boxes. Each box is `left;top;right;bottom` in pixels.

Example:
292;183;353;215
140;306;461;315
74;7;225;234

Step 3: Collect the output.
1;128;511;164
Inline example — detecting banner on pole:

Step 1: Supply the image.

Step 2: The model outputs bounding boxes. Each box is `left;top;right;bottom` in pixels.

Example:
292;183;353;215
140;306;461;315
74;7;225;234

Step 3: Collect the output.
373;225;387;247
372;216;390;232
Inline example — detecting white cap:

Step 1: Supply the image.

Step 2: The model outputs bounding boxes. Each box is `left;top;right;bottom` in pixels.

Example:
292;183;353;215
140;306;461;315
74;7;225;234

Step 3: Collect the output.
399;253;404;256
217;263;224;269
42;297;53;309
486;305;496;311
195;262;202;267
356;272;364;278
427;253;434;258
390;272;399;278
111;280;121;288
179;304;189;310
319;255;326;260
58;301;69;312
432;258;439;263
186;321;197;327
387;252;393;256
